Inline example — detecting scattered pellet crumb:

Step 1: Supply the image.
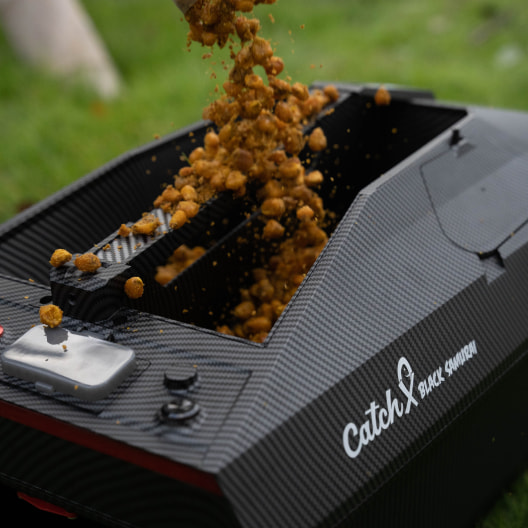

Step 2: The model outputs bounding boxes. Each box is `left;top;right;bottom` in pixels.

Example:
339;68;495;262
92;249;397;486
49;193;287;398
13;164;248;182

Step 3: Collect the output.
308;127;327;152
374;85;391;106
124;276;144;299
132;214;161;236
118;224;131;237
75;253;101;273
39;304;63;328
49;249;72;268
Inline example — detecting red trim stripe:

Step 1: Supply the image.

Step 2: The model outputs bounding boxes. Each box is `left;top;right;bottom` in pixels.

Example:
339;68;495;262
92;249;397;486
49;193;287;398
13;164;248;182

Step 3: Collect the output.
0;399;222;496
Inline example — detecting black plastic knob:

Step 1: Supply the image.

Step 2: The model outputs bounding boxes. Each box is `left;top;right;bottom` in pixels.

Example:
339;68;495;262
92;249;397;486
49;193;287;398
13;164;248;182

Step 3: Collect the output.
159;397;200;423
164;365;198;391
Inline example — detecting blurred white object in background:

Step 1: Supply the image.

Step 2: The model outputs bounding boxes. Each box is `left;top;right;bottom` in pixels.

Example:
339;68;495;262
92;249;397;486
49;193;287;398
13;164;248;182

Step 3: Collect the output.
0;0;121;99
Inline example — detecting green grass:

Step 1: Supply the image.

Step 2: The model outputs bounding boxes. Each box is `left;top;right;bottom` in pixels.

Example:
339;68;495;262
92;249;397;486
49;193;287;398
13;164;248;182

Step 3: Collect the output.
476;470;528;528
0;0;527;525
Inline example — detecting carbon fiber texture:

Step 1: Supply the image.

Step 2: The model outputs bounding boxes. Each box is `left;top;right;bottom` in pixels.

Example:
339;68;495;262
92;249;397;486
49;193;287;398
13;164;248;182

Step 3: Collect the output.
0;84;527;527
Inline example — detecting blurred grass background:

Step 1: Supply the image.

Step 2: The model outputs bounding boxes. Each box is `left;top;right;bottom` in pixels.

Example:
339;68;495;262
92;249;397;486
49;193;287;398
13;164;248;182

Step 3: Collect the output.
2;0;528;224
0;0;527;525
